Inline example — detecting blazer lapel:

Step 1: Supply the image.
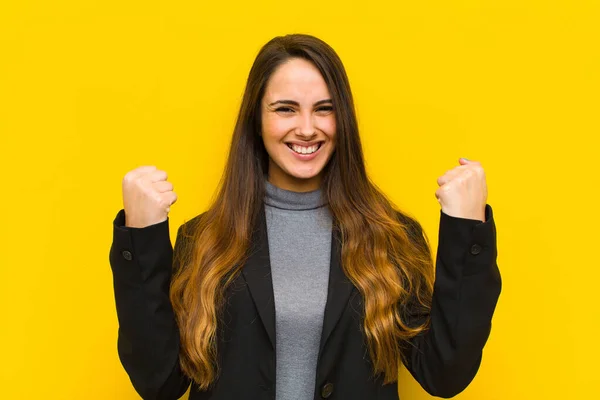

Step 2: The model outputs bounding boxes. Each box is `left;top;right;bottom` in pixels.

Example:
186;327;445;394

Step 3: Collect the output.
241;206;277;349
318;224;355;354
241;205;356;354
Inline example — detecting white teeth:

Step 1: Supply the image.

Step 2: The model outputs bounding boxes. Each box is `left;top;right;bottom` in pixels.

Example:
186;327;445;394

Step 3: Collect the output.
290;143;320;154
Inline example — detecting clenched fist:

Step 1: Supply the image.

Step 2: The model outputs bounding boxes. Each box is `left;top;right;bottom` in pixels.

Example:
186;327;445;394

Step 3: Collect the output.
122;166;178;228
435;158;488;222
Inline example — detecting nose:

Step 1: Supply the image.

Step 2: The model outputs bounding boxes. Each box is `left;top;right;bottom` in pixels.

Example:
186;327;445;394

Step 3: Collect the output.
297;111;316;137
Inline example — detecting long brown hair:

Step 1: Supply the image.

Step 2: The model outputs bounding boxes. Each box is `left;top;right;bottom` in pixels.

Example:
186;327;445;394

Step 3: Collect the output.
170;33;435;389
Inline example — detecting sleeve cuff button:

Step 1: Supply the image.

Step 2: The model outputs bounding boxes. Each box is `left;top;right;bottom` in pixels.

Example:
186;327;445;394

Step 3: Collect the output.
470;244;482;255
122;250;133;261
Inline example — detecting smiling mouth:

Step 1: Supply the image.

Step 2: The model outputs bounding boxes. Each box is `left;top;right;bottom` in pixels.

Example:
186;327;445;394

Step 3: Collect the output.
286;142;324;155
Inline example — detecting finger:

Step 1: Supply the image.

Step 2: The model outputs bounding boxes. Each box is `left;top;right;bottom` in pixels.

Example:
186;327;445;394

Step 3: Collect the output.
455;163;485;183
437;162;475;186
123;166;157;186
459;157;481;166
129;165;157;179
435;182;452;200
153;180;174;193
437;168;462;186
145;169;168;183
164;192;178;212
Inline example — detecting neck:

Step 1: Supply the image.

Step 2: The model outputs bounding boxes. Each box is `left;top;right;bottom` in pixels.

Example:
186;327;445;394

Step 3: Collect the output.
264;176;328;211
267;162;323;192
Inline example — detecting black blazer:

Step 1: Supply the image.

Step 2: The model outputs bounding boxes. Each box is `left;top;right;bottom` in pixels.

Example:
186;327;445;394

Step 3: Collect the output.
109;204;501;400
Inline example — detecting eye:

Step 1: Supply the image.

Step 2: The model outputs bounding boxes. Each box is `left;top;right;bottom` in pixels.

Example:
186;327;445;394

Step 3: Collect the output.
316;106;334;113
275;107;294;113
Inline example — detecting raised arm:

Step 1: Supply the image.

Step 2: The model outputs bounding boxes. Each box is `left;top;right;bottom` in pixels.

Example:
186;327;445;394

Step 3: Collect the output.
108;166;191;400
109;209;192;399
402;203;501;398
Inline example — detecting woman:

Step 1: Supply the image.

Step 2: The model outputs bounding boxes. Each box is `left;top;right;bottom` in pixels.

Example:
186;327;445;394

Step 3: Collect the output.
109;34;501;400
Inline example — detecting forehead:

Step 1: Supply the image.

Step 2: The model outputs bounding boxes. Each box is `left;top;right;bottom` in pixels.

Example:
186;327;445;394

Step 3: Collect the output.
263;58;330;102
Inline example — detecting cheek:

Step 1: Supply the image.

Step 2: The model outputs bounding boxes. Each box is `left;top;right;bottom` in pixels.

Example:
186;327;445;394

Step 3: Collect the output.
320;117;337;140
262;117;291;142
261;119;289;156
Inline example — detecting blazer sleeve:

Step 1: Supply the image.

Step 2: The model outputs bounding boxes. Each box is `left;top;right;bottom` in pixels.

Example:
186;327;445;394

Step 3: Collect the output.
109;209;192;400
401;204;502;398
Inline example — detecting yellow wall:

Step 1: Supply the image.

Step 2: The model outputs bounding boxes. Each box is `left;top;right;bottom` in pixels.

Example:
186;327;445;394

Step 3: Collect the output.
1;0;598;399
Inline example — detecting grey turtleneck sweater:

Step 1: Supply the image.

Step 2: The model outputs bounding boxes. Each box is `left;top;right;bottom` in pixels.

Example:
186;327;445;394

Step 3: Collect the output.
263;179;333;400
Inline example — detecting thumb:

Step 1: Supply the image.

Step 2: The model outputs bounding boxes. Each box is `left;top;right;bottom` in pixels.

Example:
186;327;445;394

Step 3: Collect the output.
459;157;471;165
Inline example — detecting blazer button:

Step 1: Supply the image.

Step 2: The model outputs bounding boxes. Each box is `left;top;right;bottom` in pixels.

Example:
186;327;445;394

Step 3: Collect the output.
470;244;482;255
122;250;133;261
321;382;334;398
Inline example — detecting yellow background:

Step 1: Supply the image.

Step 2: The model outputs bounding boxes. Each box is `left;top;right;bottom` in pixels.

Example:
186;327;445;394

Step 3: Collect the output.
1;0;598;399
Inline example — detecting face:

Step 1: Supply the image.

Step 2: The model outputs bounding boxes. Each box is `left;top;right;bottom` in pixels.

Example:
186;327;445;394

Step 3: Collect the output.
261;57;337;192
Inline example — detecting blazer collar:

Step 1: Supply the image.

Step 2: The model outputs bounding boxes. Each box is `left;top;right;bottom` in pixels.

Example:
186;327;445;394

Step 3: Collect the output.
241;205;355;355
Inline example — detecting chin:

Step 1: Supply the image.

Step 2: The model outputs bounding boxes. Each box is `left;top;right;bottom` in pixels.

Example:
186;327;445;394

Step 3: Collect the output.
288;170;321;180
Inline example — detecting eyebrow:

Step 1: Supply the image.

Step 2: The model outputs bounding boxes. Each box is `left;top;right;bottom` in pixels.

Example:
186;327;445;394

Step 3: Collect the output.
268;99;333;107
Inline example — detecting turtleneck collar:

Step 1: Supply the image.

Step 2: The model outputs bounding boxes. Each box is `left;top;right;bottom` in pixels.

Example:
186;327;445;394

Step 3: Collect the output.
264;176;328;211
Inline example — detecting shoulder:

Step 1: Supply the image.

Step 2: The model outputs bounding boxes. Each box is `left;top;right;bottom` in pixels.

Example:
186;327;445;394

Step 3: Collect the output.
394;210;424;238
176;211;208;238
393;209;430;254
172;211;208;268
